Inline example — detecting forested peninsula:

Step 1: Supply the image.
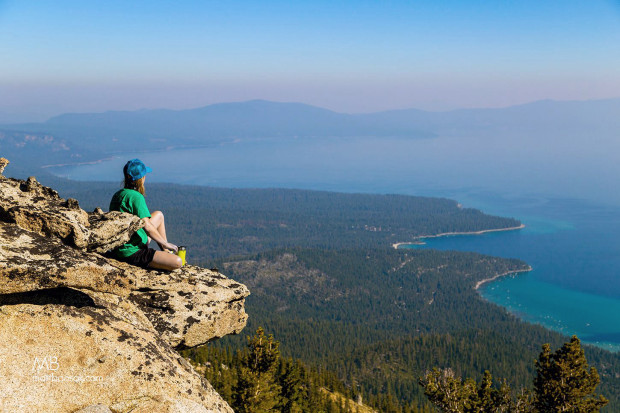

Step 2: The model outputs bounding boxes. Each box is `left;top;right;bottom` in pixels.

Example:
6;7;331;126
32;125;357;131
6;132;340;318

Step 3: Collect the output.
47;178;521;259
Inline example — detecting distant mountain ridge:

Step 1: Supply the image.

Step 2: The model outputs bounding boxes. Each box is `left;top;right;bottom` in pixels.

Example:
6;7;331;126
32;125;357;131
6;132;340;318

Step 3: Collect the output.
4;100;435;154
2;97;619;168
368;97;620;138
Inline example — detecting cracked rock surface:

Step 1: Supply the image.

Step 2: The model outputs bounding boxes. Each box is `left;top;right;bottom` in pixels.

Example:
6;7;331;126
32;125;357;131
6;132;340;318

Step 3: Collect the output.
0;160;249;412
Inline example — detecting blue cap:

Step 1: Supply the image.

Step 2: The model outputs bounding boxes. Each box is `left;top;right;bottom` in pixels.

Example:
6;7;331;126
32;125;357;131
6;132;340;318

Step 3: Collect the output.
124;159;152;180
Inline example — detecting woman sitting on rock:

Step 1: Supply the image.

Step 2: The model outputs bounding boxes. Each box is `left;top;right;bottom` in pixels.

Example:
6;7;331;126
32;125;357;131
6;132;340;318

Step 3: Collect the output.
109;159;182;270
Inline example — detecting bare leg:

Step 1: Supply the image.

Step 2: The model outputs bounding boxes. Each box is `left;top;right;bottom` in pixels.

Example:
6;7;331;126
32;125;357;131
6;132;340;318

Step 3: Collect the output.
149;211;169;249
148;251;182;271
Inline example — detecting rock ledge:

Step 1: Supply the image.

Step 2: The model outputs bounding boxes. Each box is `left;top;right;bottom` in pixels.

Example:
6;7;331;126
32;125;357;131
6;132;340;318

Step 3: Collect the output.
0;161;249;412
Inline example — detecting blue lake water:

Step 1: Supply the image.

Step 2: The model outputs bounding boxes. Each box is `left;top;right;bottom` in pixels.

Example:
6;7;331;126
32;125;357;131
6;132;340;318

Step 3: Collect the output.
400;195;620;352
47;137;620;352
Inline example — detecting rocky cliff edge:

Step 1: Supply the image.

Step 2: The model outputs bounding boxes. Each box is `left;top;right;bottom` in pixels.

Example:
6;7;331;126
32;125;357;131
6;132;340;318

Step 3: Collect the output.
0;158;249;412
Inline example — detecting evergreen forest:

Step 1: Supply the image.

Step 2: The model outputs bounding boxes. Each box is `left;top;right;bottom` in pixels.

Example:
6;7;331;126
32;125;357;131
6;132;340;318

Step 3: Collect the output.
44;176;619;412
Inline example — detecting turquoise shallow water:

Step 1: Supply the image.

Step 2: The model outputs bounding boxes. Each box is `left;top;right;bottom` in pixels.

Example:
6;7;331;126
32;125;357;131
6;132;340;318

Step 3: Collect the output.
48;140;620;352
482;273;620;352
402;195;620;352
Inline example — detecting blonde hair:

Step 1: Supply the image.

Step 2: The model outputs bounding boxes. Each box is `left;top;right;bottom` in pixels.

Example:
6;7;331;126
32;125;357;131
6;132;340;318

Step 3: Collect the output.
123;167;146;195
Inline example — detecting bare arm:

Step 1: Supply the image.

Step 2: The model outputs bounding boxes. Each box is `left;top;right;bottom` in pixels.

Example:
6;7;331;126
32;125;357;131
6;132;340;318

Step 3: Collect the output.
143;217;178;252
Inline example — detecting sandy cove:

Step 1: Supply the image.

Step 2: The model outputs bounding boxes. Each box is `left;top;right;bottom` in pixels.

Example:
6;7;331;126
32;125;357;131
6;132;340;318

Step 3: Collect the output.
474;266;533;290
392;224;526;249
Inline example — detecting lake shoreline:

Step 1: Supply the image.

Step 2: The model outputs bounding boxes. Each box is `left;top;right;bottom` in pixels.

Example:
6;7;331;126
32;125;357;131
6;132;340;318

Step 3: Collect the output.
41;156;117;169
40;141;232;170
392;224;526;249
475;266;533;290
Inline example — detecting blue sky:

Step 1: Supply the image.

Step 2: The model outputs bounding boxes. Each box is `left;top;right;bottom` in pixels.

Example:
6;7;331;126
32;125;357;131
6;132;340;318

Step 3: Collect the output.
1;0;619;119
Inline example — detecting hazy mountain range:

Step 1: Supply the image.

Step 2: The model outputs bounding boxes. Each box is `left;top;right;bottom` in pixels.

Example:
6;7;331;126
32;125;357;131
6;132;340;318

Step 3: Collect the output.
1;98;619;168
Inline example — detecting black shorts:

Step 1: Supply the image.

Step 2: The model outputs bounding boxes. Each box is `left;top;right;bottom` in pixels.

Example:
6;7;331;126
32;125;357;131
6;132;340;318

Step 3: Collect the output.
121;247;157;268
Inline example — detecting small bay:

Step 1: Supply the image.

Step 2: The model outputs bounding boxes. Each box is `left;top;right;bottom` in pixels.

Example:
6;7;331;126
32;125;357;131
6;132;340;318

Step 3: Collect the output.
400;194;620;352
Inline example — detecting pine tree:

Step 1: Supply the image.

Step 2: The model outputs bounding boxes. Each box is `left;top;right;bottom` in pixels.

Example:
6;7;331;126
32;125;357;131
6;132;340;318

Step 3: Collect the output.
233;327;282;413
533;336;608;413
419;368;474;412
472;370;513;412
279;359;308;413
420;368;514;413
420;336;608;413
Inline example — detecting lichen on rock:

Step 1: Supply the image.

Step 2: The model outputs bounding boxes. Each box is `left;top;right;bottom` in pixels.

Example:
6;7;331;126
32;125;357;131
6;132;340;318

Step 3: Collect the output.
0;159;249;412
0;173;143;252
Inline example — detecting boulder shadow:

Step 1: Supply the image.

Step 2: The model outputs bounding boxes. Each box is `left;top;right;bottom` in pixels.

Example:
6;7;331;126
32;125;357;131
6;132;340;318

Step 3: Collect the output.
0;287;101;308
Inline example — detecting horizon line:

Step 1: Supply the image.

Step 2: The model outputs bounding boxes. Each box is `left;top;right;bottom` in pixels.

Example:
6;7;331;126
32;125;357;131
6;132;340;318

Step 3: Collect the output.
2;95;620;125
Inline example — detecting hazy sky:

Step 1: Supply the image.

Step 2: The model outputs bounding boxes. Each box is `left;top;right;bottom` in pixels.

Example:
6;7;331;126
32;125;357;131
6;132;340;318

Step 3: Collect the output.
1;0;619;119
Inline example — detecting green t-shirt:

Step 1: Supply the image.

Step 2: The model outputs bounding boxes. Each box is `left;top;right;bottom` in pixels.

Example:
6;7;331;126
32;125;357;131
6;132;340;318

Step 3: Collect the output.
109;188;151;258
